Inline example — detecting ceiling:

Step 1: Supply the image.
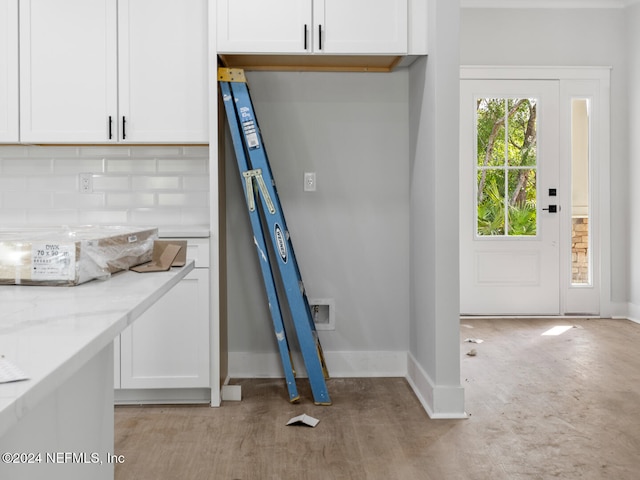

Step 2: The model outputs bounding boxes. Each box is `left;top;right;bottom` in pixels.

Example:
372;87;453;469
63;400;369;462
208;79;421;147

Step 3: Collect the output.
461;0;639;7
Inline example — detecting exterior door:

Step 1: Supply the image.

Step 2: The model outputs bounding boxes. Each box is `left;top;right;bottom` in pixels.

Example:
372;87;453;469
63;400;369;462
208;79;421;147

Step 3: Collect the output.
460;79;560;315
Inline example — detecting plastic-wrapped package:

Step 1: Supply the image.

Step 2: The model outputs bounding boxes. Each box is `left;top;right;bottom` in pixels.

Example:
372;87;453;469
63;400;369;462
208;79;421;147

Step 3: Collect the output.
0;226;158;286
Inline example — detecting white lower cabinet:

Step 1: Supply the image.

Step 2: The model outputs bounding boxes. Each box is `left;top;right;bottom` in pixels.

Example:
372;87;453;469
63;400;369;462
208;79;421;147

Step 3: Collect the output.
114;238;211;403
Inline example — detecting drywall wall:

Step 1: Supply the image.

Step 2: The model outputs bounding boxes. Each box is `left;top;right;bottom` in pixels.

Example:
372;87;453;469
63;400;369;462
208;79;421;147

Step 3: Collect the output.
224;70;411;376
460;7;629;309
627;3;640;319
407;0;464;418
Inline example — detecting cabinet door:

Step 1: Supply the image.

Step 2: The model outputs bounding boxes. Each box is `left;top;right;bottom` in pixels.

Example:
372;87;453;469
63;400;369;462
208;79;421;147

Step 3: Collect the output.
217;0;312;53
118;0;209;143
19;0;118;143
314;0;407;54
119;268;210;389
0;0;18;143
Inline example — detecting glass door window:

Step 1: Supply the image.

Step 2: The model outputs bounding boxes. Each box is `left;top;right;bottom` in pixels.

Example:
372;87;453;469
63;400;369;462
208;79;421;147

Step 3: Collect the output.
571;98;591;286
476;98;538;237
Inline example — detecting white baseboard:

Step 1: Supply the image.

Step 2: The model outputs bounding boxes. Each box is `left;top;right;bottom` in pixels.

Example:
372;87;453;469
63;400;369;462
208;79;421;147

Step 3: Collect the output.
228;352;283;378
610;301;630;319
406;353;467;419
626;302;640;324
325;351;408;377
228;350;408;378
229;350;467;419
221;384;242;401
114;388;211;405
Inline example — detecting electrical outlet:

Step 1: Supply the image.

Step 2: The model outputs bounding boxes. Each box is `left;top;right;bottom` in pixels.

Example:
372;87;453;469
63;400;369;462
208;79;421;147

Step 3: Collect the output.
304;172;316;192
79;173;93;193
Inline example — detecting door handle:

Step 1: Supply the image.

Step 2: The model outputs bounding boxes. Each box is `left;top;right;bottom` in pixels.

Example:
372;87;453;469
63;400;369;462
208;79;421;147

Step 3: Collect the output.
542;205;558;213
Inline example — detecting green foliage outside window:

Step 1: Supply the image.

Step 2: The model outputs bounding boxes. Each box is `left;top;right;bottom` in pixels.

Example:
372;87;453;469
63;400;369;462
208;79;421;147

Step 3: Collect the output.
476;97;538;236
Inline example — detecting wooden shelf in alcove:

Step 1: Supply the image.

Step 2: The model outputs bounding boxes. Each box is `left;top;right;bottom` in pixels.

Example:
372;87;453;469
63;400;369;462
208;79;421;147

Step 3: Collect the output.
218;53;404;73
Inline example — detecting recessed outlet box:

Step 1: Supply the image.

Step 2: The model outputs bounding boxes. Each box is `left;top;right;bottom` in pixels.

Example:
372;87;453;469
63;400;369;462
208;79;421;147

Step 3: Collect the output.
309;298;335;330
79;173;93;193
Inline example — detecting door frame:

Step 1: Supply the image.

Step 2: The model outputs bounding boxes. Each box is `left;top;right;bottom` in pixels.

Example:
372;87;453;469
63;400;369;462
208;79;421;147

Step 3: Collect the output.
460;66;611;317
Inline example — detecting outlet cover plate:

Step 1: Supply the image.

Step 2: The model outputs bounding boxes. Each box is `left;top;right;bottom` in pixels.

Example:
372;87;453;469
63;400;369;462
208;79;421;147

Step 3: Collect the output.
304;172;316;192
79;173;93;193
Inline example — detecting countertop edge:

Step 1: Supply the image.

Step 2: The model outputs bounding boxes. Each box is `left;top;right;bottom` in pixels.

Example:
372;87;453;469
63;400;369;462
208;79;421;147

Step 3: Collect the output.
0;261;195;439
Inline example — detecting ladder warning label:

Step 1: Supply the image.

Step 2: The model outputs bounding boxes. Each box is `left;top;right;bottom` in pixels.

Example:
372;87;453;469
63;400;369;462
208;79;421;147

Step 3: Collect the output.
240;107;260;149
243;121;259;149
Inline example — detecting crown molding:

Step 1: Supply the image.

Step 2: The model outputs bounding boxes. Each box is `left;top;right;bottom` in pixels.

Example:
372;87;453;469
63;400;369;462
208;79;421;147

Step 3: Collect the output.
461;0;639;8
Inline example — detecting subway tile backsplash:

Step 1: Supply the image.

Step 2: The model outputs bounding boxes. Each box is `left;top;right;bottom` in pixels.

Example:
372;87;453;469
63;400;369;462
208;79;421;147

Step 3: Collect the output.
0;145;210;228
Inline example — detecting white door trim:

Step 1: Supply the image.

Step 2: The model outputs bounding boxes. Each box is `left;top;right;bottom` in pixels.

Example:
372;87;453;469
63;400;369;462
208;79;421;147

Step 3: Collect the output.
460;66;612;317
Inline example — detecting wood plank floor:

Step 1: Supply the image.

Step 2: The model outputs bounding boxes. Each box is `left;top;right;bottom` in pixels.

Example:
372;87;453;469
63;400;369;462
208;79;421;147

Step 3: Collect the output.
115;318;640;479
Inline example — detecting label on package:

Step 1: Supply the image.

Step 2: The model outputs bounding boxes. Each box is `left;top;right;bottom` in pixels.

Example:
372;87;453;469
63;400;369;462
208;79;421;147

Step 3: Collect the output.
31;243;76;281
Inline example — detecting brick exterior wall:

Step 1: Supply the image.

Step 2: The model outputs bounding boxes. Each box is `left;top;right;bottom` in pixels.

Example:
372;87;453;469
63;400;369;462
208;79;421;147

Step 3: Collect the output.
572;217;589;284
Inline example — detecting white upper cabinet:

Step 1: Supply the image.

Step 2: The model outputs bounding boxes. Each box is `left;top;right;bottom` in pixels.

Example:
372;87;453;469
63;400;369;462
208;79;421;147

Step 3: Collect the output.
118;0;209;143
0;0;19;143
19;0;208;144
314;0;407;54
217;0;313;54
19;0;118;143
217;0;407;55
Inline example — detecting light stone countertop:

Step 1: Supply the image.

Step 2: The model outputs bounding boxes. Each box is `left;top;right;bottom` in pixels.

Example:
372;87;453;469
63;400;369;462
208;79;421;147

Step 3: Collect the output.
0;261;194;438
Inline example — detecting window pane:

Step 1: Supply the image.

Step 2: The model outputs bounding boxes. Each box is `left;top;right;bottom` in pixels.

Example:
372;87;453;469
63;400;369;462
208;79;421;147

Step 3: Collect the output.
477;169;505;236
508;98;537;167
477;98;506;167
508;169;537;236
475;97;539;238
571;98;590;285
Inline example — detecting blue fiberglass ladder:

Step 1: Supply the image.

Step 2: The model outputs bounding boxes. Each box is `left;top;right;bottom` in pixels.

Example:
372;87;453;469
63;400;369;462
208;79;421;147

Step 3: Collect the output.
218;68;331;406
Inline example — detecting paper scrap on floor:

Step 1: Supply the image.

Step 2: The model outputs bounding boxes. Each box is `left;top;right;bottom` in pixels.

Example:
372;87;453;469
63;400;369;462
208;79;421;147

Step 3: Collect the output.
464;338;484;344
286;414;319;428
0;356;29;383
